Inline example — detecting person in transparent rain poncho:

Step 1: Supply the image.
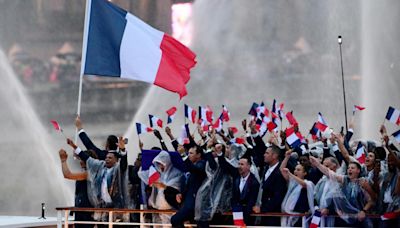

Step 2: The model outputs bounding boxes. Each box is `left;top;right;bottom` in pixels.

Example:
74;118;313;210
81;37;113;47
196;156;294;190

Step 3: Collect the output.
310;153;376;228
138;151;183;227
280;149;315;227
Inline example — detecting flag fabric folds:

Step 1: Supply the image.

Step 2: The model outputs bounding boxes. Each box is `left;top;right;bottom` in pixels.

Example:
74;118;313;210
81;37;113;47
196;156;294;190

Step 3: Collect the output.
353;105;365;115
232;206;245;226
136;122;153;135
149;114;163;128
184;104;196;124
392;129;400;143
148;165;160;186
84;0;197;98
50;120;62;131
355;142;366;164
310;210;321;228
222;105;230;122
166;106;177;124
286;111;298;126
385;106;400;126
286;126;301;148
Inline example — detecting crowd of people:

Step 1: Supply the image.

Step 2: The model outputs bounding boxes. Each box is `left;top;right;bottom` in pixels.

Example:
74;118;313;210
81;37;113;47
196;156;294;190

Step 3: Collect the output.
8;42;80;86
58;107;400;227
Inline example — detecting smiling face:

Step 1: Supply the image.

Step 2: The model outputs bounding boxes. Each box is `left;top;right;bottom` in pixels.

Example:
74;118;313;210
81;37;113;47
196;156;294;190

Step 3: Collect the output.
365;152;376;168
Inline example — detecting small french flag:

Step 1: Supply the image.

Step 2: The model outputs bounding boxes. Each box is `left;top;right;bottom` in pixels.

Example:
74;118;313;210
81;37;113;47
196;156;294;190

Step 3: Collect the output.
228;126;238;134
309;123;319;139
277;102;285;120
318;112;328;125
184;104;197;124
286;126;301;148
149;114;163;128
234;137;246;145
50;120;62;131
222;105;230;122
385;106;400;126
355;142;366;164
212;114;223;132
198;106;213;124
381;211;400;220
267;121;277;132
232;206;245;227
286;111;298;126
256;102;265;120
148;165;160;186
315;122;328;132
310;210;321;228
248;102;259;117
166;106;177;124
392;129;400;143
136;122;153;135
353;105;365;115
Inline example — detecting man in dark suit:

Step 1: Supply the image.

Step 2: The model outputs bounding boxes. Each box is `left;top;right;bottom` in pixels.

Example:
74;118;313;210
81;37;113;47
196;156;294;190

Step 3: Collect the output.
171;145;206;228
218;154;260;226
75;115;117;160
254;145;287;226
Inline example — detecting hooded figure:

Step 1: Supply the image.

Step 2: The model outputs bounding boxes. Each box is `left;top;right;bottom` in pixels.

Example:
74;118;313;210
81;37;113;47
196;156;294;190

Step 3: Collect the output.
139;151;183;227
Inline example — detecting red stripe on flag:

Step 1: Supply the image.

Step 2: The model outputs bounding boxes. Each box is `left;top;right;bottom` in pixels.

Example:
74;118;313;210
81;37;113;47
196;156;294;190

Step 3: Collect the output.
166;106;177;116
154;34;197;99
315;122;328;131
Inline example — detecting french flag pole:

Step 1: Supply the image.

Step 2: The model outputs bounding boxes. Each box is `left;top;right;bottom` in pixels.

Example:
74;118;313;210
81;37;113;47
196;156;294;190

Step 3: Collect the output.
75;0;92;142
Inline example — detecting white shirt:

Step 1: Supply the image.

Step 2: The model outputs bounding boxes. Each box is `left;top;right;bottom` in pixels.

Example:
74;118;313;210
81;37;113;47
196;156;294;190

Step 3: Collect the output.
101;168;113;203
239;173;250;193
264;162;279;181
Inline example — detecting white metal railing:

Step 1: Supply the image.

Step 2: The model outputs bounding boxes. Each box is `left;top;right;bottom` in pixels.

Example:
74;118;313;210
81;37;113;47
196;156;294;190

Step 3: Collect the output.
55;206;381;228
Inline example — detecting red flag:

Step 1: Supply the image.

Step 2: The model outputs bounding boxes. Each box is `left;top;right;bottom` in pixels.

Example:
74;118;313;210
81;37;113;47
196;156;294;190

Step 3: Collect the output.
267;121;277;132
285;111;298;126
50;120;61;131
235;137;245;144
229;126;238;134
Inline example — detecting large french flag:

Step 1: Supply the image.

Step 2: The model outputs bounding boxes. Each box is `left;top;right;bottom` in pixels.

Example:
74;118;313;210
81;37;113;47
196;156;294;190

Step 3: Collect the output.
385;106;400;126
84;0;197;98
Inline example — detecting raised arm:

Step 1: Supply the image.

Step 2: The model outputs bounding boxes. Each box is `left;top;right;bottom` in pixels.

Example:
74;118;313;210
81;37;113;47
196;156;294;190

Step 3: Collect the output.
310;156;343;183
58;149;87;180
153;130;169;151
334;133;351;164
280;150;292;181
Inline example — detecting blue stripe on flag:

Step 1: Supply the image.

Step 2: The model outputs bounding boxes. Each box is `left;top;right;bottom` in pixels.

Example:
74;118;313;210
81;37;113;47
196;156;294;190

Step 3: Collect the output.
141;150;186;172
84;0;127;77
386;106;395;120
